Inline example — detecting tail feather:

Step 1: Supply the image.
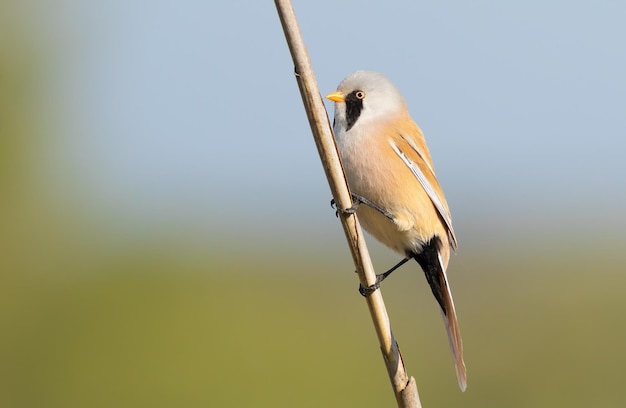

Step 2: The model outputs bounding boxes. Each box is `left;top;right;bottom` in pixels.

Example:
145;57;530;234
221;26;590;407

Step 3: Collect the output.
412;238;467;391
437;251;467;392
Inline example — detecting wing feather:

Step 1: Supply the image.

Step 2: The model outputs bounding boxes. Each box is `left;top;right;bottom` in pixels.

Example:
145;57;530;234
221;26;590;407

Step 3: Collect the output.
390;141;458;249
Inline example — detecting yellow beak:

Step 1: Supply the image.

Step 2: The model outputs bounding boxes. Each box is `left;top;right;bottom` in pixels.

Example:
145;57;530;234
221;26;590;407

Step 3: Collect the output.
325;91;345;102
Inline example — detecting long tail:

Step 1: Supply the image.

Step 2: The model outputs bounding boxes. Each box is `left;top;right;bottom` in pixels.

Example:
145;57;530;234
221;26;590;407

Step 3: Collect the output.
413;240;467;391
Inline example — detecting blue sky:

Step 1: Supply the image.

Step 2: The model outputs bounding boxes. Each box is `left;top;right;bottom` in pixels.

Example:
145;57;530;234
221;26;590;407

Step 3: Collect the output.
33;1;626;245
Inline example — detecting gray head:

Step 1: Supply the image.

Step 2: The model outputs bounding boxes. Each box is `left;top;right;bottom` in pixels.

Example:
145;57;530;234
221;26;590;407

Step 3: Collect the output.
327;71;407;133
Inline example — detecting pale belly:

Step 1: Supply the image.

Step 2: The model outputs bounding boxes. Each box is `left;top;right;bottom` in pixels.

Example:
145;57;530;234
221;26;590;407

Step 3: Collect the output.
338;136;437;256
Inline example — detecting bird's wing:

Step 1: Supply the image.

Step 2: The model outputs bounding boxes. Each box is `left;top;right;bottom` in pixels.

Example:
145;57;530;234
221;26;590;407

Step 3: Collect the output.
389;130;458;249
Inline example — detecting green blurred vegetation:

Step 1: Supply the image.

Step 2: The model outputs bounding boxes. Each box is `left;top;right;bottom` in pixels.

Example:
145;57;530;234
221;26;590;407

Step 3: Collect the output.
2;5;626;408
2;240;625;407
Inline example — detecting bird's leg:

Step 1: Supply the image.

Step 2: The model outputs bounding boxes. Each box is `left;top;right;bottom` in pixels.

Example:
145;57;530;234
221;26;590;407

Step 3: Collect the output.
359;257;411;297
330;194;395;221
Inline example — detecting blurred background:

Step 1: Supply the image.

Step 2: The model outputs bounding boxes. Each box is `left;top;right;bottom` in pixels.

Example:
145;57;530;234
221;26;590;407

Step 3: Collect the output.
1;1;625;406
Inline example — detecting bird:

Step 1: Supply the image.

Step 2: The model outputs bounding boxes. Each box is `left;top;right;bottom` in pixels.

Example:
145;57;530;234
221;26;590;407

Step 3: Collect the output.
326;71;467;391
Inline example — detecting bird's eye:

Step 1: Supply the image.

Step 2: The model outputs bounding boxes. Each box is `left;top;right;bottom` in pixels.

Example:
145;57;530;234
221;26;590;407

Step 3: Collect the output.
355;90;365;99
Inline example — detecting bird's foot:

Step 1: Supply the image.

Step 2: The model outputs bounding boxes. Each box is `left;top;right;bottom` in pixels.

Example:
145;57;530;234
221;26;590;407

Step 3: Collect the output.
330;194;394;221
357;257;411;297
